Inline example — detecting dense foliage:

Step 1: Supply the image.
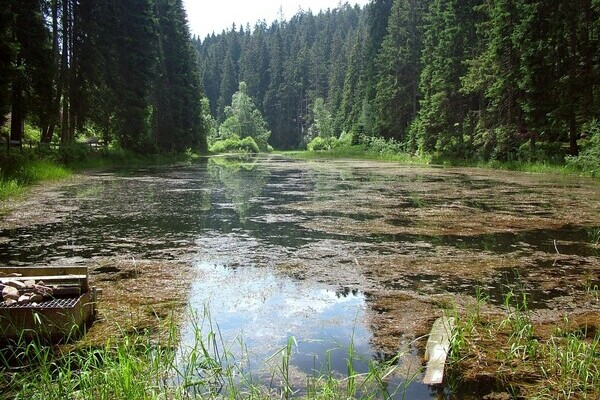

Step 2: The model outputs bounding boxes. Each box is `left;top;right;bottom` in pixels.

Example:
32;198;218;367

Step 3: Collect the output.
195;0;600;162
0;0;206;153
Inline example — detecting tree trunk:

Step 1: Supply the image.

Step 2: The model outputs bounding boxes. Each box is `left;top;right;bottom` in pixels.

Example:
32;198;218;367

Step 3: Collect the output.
60;0;70;145
42;0;60;143
10;81;25;143
568;10;579;156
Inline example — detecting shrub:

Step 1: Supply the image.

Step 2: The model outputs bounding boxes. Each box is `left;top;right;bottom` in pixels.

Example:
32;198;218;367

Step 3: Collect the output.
210;135;262;154
338;131;353;147
239;137;260;153
566;119;600;176
517;141;565;164
365;136;403;155
307;136;338;151
56;143;92;163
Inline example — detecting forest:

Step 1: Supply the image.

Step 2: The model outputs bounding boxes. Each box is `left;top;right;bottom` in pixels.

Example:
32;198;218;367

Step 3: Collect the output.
1;0;600;162
1;0;206;154
195;0;600;164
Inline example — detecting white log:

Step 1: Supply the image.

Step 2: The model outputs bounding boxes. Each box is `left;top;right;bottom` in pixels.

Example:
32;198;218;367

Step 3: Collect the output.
423;316;455;385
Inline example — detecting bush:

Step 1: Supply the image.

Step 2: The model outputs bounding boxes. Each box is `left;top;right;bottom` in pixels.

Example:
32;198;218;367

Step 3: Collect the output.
517;141;565;164
566;119;600;176
307;136;338;151
209;135;262;154
56;143;92;163
338;131;353;147
239;137;260;153
365;136;403;155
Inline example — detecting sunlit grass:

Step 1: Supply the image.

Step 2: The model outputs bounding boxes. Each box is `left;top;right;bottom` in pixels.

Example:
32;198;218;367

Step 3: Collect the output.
0;158;72;201
282;145;431;165
447;284;600;399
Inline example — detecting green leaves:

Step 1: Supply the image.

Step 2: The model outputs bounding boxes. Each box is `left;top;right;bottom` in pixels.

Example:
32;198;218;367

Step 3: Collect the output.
216;82;271;151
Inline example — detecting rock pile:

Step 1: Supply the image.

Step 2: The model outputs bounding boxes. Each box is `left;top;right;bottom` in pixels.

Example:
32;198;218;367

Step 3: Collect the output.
1;280;54;307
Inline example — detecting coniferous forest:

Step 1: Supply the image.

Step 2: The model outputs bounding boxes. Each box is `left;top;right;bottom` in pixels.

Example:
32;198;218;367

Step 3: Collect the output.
195;0;600;163
1;0;206;153
1;0;599;163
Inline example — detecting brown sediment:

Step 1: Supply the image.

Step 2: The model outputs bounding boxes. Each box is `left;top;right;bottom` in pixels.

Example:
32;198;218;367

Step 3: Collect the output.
83;258;193;345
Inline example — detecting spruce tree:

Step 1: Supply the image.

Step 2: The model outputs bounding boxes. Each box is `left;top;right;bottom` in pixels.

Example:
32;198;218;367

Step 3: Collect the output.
154;0;206;152
373;0;427;143
413;0;480;156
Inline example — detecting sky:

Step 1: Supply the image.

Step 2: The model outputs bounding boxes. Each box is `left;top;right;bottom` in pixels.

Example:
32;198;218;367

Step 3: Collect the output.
183;0;370;39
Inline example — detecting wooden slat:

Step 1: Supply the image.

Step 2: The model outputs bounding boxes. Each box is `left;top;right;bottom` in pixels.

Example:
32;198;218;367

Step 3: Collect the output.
0;275;87;283
0;267;89;291
0;266;88;277
423;316;455;385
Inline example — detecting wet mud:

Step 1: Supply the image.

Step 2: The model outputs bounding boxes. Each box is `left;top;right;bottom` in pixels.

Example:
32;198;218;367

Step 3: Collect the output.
0;155;599;398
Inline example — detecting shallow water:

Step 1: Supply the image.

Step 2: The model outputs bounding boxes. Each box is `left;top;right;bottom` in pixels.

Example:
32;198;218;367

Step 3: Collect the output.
1;155;599;397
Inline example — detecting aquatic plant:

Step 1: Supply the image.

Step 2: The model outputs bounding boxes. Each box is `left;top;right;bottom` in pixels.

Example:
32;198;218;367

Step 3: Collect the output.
587;227;600;246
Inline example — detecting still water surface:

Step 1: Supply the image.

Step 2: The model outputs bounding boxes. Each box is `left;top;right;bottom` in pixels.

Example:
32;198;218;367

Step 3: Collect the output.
1;155;599;397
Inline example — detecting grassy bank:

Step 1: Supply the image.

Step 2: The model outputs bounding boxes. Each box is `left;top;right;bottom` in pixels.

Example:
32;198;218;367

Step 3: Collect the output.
0;310;417;400
0;158;71;200
282;145;431;165
447;287;599;399
283;145;598;179
0;147;203;202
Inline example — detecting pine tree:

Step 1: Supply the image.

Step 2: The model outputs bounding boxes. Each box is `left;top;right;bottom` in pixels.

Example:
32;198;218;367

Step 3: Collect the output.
0;3;17;127
7;0;54;143
153;0;206;152
111;0;158;152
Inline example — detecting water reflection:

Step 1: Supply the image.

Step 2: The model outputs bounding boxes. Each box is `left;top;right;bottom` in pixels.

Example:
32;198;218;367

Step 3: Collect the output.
207;156;269;223
181;261;373;379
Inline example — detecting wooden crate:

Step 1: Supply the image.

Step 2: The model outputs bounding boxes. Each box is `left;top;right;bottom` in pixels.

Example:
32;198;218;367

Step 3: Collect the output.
0;267;97;342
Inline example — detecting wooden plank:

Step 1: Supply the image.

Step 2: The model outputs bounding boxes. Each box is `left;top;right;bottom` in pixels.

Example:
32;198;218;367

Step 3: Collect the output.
0;275;87;283
0;267;89;291
0;266;88;277
423;316;455;385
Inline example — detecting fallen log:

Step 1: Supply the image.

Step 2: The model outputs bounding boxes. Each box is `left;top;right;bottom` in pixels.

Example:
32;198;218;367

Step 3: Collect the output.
423;316;455;385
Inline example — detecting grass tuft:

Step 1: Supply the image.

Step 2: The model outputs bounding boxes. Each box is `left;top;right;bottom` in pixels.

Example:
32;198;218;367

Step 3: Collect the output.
447;285;600;399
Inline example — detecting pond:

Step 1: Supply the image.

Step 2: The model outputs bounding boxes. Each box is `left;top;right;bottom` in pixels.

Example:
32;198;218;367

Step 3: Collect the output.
1;155;599;398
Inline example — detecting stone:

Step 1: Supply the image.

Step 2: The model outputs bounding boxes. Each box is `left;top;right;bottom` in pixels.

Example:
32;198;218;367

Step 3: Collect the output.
5;280;26;290
33;283;53;297
3;299;17;306
24;280;36;289
18;294;31;303
2;286;20;301
29;293;43;303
